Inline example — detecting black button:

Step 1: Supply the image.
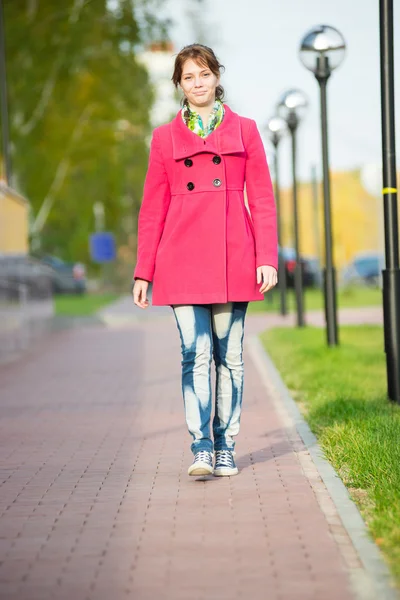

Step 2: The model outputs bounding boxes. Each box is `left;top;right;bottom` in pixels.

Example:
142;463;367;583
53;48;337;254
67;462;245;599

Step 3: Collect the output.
212;155;221;165
213;178;222;187
187;182;195;191
184;158;193;167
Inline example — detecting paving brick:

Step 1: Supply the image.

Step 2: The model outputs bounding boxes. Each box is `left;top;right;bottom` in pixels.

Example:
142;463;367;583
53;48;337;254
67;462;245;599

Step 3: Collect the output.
0;311;360;600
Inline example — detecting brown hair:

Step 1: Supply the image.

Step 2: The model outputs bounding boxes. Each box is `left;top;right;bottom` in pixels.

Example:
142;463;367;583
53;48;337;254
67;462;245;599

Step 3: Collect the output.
172;44;225;105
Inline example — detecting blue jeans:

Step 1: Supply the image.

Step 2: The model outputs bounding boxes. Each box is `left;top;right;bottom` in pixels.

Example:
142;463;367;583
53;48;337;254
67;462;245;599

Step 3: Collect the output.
171;302;249;455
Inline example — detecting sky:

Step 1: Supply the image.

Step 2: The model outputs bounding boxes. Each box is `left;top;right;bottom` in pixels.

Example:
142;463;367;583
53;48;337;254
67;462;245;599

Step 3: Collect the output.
161;0;400;187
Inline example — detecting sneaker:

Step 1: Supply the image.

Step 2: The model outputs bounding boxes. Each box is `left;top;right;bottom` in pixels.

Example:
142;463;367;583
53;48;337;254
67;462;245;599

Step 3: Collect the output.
188;450;214;476
214;450;238;477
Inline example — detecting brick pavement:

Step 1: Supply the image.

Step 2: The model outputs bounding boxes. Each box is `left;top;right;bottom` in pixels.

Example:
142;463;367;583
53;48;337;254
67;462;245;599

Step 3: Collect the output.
0;303;372;600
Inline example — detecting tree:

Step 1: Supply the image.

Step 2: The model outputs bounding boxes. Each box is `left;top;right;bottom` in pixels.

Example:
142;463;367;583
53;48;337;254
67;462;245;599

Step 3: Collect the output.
1;0;169;264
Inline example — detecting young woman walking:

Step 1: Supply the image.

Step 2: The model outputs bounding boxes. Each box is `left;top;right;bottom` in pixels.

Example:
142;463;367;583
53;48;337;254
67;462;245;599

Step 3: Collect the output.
133;44;278;477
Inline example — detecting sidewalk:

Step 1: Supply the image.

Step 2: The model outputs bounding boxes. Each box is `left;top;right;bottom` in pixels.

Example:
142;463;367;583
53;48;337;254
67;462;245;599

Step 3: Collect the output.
0;298;391;600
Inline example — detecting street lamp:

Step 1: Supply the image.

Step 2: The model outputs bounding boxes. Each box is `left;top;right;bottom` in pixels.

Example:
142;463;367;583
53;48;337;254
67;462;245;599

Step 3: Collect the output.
266;116;288;316
299;25;346;346
379;0;400;404
277;90;308;327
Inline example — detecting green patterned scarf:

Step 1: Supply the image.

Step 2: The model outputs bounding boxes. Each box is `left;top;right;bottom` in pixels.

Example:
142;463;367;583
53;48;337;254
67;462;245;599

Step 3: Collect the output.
181;98;225;138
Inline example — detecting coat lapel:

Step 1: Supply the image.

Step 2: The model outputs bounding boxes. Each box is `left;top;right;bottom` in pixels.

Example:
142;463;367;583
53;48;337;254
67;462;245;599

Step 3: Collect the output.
171;104;245;160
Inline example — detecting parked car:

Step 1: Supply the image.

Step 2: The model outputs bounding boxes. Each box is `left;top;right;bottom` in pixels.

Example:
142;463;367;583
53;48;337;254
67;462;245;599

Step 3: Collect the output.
303;256;323;288
279;247;320;288
39;255;87;295
0;254;53;300
341;253;383;288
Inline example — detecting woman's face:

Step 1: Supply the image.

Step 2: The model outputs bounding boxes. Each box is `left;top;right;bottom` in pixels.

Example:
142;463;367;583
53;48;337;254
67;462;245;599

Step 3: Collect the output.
180;58;220;108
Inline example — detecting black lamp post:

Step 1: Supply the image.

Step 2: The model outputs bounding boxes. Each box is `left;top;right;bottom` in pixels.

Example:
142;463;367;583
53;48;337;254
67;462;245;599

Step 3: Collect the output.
379;0;400;404
277;90;308;328
266;116;288;316
299;25;346;346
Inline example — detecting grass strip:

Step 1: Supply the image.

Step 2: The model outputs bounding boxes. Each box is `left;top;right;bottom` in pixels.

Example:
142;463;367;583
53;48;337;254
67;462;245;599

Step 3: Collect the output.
248;286;382;314
54;293;119;316
261;325;400;584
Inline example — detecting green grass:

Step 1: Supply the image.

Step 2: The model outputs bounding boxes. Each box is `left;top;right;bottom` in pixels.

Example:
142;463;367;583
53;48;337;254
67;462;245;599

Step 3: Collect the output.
54;293;119;316
248;285;382;314
261;325;400;584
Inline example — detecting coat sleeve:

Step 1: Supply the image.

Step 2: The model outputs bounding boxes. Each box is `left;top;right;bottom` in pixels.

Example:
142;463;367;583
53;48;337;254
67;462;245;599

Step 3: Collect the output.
133;129;171;282
244;119;278;271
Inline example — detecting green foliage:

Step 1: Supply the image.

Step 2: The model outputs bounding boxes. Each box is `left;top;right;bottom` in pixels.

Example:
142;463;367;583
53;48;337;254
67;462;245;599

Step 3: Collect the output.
262;325;400;584
2;0;169;263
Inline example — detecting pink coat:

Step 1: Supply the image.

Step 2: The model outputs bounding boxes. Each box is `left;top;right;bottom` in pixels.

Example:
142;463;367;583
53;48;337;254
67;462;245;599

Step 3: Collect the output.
133;104;278;306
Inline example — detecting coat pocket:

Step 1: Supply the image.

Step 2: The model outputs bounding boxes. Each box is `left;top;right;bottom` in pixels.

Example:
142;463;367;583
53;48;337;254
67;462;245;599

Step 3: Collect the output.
242;200;256;240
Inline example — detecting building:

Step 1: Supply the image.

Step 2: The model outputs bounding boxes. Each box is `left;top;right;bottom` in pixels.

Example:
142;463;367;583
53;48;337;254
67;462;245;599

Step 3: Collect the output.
0;180;29;254
137;41;180;129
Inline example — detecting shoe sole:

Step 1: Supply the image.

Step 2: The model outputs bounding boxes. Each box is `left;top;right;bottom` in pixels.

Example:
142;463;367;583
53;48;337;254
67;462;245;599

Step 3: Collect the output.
213;467;239;477
188;462;214;476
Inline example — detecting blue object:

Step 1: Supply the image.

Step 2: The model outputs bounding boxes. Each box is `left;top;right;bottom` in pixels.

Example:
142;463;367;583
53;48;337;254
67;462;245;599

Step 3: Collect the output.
90;232;116;263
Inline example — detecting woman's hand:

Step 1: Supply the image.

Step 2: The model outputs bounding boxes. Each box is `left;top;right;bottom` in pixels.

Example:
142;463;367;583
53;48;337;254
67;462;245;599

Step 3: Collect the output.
257;265;278;294
132;279;150;309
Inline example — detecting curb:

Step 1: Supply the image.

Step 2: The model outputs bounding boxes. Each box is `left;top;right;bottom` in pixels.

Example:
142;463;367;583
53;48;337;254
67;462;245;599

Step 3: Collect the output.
247;334;399;600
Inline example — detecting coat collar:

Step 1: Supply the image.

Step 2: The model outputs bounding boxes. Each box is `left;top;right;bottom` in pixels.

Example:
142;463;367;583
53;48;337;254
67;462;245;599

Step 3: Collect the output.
171;104;244;160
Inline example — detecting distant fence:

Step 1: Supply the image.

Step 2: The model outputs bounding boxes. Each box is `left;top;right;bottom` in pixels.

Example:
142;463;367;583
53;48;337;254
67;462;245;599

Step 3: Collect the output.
0;256;54;363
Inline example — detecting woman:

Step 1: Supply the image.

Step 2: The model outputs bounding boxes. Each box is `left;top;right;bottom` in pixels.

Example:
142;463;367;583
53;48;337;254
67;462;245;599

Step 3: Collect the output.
133;44;278;477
